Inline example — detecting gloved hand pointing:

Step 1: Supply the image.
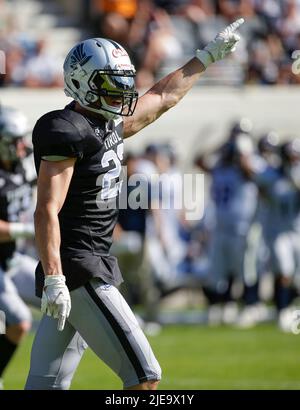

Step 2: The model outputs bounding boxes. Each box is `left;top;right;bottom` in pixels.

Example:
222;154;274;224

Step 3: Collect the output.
196;18;245;69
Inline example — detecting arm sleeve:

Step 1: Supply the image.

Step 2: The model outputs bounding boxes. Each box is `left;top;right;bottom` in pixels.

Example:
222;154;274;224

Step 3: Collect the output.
32;115;84;159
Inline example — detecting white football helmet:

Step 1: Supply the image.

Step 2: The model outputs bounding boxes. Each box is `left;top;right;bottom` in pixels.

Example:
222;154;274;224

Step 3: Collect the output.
63;38;138;120
0;105;30;162
235;133;255;156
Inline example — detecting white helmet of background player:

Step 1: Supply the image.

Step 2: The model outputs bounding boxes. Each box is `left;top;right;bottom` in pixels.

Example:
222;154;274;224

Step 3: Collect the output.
63;38;138;120
280;138;300;165
229;118;253;140
0;105;30;162
258;131;279;155
235;133;255;156
220;132;254;163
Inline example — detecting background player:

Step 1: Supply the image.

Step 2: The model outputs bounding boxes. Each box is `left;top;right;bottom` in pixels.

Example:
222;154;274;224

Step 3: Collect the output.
196;131;258;324
241;137;300;331
0;105;39;388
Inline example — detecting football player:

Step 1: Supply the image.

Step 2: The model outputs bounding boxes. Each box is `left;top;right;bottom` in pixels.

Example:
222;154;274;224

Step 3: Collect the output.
25;19;244;390
253;132;280;283
235;133;280;328
199;132;258;324
241;138;300;331
0;105;39;388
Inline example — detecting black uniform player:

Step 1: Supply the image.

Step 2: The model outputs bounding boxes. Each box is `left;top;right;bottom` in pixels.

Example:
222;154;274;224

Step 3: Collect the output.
0;106;38;389
33;102;124;294
25;22;244;390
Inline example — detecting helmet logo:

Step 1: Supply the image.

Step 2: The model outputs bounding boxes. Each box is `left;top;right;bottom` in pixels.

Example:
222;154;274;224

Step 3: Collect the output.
70;43;92;69
112;48;128;58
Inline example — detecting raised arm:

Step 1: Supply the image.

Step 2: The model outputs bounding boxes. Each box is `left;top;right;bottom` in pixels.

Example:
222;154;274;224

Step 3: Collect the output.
123;18;244;138
34;158;76;330
123;58;205;138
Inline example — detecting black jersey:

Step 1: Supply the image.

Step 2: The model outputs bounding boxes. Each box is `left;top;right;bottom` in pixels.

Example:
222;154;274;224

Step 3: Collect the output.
33;102;124;295
0;156;35;270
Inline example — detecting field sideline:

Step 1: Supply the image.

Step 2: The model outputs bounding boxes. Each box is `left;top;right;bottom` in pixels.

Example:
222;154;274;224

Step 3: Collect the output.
4;324;300;390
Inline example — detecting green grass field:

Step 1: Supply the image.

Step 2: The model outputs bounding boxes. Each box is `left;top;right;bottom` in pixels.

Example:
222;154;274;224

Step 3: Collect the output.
4;324;300;390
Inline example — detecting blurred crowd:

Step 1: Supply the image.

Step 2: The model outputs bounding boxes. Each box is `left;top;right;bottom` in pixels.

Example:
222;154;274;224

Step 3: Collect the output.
0;0;63;87
1;0;300;88
89;0;300;87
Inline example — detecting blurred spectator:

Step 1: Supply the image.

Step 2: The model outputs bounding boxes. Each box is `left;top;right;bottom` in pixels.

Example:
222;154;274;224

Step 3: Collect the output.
93;0;138;20
2;38;63;88
92;0;135;46
217;0;255;21
247;32;285;84
278;0;300;48
0;4;63;88
136;7;184;88
91;0;149;48
23;39;63;88
254;0;284;30
154;0;214;22
135;1;217;87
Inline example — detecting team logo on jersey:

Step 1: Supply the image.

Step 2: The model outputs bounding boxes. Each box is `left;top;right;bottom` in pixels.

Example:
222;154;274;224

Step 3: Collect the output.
94;127;103;139
70;43;92;69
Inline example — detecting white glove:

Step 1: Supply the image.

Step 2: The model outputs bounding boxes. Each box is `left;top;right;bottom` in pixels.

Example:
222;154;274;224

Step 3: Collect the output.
41;275;71;331
196;18;244;69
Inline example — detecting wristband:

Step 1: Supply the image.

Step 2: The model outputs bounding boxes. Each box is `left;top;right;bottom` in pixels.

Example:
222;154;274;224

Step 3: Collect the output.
9;222;35;239
44;275;66;287
195;49;214;69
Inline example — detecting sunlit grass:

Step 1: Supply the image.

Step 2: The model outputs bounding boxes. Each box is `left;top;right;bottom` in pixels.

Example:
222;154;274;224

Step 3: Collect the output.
4;324;300;390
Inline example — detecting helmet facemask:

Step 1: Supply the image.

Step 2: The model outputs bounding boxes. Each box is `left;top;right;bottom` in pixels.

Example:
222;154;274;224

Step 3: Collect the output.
0;135;24;162
85;69;138;119
0;106;29;164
